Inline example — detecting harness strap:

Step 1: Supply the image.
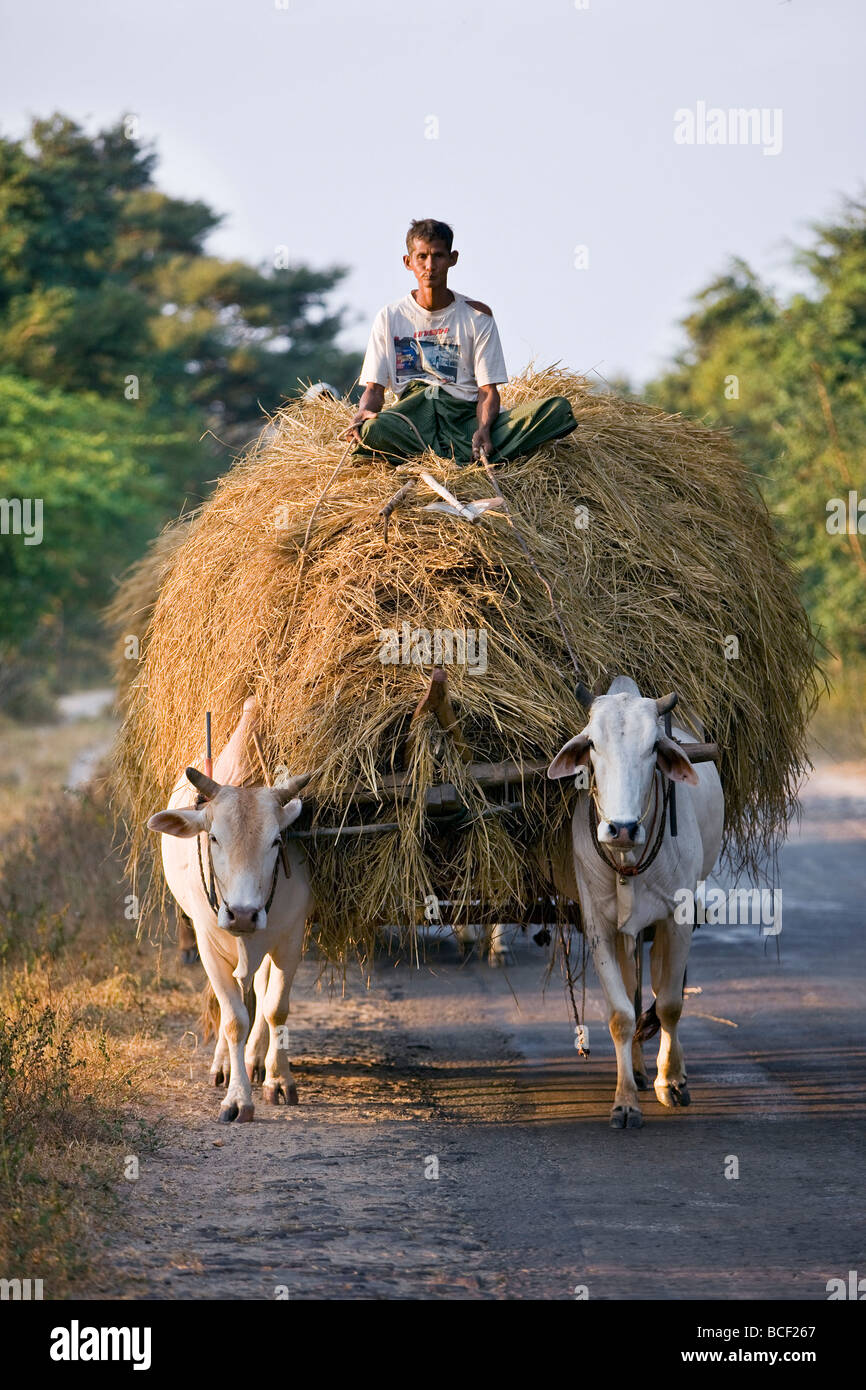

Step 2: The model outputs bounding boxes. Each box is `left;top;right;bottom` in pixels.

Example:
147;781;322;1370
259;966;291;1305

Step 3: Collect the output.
587;771;671;882
196;830;219;912
196;829;287;919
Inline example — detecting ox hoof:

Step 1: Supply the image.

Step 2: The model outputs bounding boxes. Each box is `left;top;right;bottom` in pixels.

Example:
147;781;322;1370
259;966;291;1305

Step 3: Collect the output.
609;1104;643;1129
218;1101;238;1122
210;1068;227;1087
488;949;515;969
655;1081;691;1108
250;1064;266;1085
236;1103;255;1123
262;1080;299;1106
634;1070;651;1091
180;946;199;966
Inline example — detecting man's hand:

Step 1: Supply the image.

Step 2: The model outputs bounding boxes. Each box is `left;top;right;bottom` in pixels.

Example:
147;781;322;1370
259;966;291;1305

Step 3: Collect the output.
471;425;493;461
343;383;385;443
343;408;379;444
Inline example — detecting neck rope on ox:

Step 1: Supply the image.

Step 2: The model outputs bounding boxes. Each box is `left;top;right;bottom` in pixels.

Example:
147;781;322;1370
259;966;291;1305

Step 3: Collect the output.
588;769;670;885
196;830;286;918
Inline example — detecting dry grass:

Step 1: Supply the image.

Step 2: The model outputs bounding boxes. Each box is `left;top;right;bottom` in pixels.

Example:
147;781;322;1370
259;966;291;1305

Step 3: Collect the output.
111;367;821;962
0;986;148;1295
0;762;184;1295
0;714;117;832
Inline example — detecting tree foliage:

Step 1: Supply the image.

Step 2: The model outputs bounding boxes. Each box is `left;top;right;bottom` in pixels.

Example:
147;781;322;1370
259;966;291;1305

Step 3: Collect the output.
0;115;362;710
647;196;866;660
0;114;360;417
0;373;194;707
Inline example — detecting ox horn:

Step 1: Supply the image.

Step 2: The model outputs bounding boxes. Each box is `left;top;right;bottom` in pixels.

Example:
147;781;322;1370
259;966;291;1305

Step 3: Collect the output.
655;692;679;716
274;771;314;803
574;681;595;711
186;766;222;799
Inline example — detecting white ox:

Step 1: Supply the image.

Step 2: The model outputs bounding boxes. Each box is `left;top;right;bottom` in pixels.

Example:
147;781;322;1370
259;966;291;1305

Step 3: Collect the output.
547;676;724;1129
147;700;312;1122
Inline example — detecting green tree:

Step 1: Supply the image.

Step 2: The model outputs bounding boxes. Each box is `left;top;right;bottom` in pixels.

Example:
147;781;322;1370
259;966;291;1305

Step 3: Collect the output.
0;114;360;420
0;373;196;710
646;197;866;661
0;114;363;711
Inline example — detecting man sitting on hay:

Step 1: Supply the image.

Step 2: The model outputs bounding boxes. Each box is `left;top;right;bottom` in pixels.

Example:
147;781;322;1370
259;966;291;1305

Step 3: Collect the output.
345;218;577;464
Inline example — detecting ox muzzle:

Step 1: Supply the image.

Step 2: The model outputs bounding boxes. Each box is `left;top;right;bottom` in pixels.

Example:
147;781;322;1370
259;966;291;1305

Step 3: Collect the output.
218;904;267;935
598;818;645;847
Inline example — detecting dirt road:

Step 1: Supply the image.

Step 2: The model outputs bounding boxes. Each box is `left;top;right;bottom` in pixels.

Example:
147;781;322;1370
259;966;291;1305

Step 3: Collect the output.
98;765;866;1301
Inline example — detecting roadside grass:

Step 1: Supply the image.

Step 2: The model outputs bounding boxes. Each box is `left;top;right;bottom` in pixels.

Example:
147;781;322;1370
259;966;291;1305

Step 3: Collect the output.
0;987;153;1296
0;713;117;832
0;722;200;1297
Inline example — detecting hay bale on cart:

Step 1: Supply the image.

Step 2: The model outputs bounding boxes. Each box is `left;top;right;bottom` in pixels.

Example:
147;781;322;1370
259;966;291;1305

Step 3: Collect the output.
111;367;820;963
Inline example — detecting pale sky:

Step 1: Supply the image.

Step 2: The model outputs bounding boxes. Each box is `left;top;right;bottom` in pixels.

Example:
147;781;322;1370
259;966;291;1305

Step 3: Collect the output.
2;0;863;386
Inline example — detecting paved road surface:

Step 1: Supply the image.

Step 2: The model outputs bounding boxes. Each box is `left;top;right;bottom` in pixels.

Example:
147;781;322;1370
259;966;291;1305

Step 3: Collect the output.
100;765;865;1300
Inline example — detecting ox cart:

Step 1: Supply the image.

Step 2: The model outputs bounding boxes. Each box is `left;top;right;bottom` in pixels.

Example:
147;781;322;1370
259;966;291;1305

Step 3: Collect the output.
278;447;720;918
261;445;723;1021
271;663;720;1028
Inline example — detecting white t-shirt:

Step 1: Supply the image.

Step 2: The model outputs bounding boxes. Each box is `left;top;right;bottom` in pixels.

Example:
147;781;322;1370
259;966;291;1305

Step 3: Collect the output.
360;290;508;402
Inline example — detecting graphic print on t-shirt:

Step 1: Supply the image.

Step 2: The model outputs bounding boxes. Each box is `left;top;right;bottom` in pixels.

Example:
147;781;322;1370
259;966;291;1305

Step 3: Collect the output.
394;331;459;385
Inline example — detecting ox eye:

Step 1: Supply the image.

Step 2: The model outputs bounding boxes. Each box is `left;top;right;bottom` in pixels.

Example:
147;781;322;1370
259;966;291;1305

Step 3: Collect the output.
209;834;218;845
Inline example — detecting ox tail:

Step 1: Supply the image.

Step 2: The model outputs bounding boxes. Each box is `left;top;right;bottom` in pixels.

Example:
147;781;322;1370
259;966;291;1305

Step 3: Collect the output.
198;978;258;1043
634;999;661;1043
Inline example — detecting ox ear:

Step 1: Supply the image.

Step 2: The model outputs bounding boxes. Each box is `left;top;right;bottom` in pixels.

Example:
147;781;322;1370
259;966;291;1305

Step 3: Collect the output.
655;735;699;786
277;796;303;829
147;807;207;837
547;734;592;781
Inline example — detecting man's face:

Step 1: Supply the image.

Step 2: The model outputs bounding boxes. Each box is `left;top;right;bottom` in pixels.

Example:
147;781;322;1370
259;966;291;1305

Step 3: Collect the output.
404;237;458;290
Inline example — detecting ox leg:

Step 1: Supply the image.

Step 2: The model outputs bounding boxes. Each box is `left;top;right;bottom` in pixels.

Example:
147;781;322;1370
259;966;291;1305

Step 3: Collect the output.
650;916;692;1108
588;922;643;1129
453;922;478;957
618;934;650;1090
197;939;255;1123
178;912;199;966
245;957;271;1085
261;939;304;1106
210;1025;229;1087
488;922;516;968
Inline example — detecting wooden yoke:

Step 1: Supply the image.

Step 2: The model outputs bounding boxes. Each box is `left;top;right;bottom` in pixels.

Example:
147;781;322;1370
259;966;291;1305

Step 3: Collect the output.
406;666;472;765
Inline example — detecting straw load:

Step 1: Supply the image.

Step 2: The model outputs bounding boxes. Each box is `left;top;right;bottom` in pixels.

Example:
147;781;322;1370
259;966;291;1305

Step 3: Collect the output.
111;367;820;963
106;513;194;703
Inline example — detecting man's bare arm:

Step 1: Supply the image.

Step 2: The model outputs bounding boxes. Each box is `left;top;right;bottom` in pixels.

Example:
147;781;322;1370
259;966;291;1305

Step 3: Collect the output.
343;383;385;443
472;384;500;459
